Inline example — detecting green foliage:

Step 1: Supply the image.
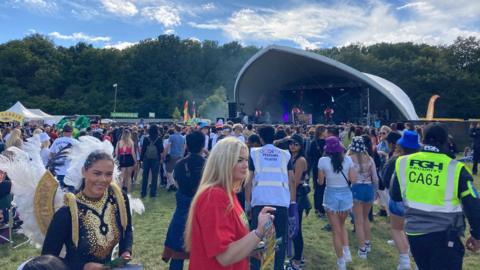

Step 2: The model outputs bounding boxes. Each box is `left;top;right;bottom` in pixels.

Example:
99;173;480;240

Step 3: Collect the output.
198;86;228;120
171;106;181;120
1;34;480;118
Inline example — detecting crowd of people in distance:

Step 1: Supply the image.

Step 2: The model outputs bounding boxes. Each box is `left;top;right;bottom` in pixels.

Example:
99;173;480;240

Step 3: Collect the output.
0;119;479;270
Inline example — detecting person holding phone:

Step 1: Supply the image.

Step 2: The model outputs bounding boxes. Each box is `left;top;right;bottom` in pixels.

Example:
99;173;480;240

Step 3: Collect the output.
185;137;275;270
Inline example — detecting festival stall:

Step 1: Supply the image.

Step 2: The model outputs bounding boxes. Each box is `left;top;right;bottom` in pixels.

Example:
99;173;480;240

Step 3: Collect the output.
1;101;64;125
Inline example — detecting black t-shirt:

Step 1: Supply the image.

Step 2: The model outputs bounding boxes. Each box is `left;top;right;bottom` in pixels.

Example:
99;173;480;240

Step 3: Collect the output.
174;153;206;197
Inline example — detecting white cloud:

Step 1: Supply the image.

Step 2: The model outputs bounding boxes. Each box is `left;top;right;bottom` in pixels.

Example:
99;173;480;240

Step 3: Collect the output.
104;41;137;50
201;2;216;11
49;32;111;43
188;37;201;43
11;0;58;12
189;1;480;48
140;5;181;27
164;29;175;35
101;0;138;17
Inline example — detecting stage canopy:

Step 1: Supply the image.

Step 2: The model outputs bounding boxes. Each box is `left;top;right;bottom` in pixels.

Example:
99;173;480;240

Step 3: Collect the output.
234;45;419;121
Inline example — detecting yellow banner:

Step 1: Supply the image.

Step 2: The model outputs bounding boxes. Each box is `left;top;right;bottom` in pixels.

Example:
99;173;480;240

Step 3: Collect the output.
0;111;24;122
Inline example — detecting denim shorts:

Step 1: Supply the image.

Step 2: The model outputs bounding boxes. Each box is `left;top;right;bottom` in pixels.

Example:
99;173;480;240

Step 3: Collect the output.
389;199;405;217
351;183;374;203
323;186;353;213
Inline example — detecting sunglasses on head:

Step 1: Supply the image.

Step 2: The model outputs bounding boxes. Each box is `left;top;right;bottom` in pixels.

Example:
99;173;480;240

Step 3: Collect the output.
380;132;387;135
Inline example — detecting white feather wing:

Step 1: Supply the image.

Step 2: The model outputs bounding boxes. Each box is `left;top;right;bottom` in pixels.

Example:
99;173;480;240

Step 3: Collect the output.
0;145;63;248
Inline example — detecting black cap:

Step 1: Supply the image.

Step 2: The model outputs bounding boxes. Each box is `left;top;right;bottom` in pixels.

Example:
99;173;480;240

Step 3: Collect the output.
63;125;73;133
290;133;304;146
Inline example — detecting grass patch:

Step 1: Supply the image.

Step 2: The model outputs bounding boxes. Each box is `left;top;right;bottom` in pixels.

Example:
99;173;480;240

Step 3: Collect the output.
1;169;480;269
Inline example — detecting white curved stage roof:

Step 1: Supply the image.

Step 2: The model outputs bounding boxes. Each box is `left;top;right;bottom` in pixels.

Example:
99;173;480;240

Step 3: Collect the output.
234;45;419;120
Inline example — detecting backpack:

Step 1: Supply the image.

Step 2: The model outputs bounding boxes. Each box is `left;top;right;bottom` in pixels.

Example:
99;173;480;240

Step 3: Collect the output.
145;137;159;159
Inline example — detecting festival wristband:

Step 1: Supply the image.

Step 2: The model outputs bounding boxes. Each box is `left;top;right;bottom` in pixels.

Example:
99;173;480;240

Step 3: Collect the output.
254;229;264;240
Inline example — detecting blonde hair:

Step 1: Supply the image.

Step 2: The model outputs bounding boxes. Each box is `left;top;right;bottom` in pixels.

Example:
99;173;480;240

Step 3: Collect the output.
380;125;392;134
41;139;51;149
33;128;43;135
6;128;22;148
119;129;134;147
184;137;248;251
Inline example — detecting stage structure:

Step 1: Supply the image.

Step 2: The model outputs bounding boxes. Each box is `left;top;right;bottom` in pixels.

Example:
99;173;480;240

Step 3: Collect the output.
233;45;419;124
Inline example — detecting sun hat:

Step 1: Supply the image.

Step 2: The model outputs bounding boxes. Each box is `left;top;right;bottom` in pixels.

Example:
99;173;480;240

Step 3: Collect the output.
324;136;345;153
39;132;50;143
349;136;367;153
397;130;421;149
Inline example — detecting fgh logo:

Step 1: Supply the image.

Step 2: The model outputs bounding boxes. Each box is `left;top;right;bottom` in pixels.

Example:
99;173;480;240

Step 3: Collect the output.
410;160;443;171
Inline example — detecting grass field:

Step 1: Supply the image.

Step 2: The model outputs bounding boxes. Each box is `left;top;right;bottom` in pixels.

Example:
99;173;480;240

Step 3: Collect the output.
1;169;480;270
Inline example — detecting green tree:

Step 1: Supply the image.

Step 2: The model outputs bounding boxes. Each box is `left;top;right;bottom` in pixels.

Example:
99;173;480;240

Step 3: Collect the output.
172;107;181;120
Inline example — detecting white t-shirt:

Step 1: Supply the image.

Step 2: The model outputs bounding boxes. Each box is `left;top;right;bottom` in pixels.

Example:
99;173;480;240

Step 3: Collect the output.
318;156;353;187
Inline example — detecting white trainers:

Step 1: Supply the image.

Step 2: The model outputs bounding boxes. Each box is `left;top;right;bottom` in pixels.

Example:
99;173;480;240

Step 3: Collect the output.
397;255;411;270
337;258;347;270
397;261;411;270
343;250;352;263
358;247;368;259
365;242;372;252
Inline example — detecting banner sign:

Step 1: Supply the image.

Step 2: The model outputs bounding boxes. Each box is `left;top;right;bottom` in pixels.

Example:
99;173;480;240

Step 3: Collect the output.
111;112;138;118
0;111;24;122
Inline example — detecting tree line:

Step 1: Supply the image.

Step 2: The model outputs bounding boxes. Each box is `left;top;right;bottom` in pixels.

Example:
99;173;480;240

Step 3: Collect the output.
0;34;478;119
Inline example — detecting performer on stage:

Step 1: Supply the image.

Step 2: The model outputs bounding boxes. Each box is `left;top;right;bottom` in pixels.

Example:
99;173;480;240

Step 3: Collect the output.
324;106;334;124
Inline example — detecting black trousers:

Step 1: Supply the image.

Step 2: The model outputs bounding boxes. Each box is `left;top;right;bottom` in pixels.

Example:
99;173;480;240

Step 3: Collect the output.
408;231;465;270
250;206;287;270
312;167;325;213
142;159;159;197
292;207;304;260
472;150;480;174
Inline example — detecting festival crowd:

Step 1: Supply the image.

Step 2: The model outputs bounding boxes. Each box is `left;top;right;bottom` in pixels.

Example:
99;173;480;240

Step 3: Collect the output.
0;120;479;270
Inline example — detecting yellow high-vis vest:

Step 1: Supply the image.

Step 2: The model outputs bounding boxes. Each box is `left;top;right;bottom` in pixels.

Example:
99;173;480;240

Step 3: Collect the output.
395;152;463;213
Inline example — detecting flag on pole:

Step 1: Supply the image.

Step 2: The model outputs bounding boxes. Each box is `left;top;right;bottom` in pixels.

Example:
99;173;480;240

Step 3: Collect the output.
183;101;190;123
192;101;196;119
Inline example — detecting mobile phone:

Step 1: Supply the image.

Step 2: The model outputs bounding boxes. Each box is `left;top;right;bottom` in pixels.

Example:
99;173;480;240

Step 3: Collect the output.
104;256;131;268
252;241;266;252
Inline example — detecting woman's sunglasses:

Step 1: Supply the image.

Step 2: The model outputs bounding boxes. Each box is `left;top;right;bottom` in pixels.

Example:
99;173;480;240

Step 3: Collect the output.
289;142;301;147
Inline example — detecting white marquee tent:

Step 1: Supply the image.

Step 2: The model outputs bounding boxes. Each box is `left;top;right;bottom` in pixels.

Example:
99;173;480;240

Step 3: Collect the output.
4;101;63;123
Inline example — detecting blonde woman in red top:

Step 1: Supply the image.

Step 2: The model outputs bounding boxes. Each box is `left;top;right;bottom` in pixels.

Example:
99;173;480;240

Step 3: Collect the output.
185;137;274;270
115;129;136;192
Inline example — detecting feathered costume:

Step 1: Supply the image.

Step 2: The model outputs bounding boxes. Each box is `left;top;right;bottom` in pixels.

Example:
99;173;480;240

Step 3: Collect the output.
0;135;144;269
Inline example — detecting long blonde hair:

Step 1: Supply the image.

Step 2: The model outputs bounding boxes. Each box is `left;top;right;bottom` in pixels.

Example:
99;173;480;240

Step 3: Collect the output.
184;137;248;251
119;129;134;148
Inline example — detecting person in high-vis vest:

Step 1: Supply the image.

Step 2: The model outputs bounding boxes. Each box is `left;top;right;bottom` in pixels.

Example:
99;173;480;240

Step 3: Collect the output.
390;123;480;270
245;126;296;270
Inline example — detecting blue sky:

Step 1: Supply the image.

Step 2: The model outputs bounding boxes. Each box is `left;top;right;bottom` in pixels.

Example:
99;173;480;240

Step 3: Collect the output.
1;0;479;49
